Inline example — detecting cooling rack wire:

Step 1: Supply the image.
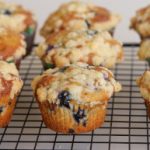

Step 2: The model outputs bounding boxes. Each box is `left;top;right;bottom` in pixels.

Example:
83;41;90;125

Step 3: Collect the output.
0;43;149;150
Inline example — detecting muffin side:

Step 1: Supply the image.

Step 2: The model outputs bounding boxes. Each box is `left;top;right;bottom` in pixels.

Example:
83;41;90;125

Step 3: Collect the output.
0;61;23;127
137;70;150;118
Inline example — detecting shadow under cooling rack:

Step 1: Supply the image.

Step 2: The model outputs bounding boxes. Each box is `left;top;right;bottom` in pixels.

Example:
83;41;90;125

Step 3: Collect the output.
0;44;149;150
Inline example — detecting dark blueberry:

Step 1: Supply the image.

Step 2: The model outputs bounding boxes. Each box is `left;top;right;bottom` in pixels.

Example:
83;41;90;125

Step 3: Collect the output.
45;45;54;55
59;66;68;73
58;90;70;108
3;10;12;15
85;20;91;28
0;106;4;114
68;128;75;134
73;108;86;124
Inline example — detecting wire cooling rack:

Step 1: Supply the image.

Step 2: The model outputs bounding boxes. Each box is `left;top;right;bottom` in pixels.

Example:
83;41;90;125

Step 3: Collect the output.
0;44;149;150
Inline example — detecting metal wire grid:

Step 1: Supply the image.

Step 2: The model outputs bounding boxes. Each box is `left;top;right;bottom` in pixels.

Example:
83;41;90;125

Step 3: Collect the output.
0;44;149;150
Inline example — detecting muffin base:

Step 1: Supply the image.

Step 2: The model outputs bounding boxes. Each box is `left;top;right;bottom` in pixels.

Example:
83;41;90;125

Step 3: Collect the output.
0;96;16;128
38;100;107;134
139;37;150;67
144;99;150;119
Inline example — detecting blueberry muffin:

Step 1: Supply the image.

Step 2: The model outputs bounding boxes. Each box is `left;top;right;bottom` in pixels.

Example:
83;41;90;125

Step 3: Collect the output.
130;5;150;65
130;5;150;39
138;39;150;66
137;70;150;118
36;30;123;70
0;0;37;54
0;27;26;69
40;1;121;39
32;63;121;133
0;61;23;127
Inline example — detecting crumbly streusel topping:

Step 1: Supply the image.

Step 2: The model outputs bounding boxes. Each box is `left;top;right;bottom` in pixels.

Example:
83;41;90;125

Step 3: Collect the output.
40;1;121;37
36;30;123;68
0;61;23;99
130;5;150;38
0;0;36;32
0;27;26;61
32;63;121;105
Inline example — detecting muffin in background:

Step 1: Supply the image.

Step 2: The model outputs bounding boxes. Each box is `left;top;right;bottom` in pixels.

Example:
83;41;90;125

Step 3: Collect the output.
137;70;150;118
130;5;150;39
32;63;121;133
0;61;23;127
130;5;150;66
36;29;123;70
40;1;121;39
0;27;26;69
0;0;37;55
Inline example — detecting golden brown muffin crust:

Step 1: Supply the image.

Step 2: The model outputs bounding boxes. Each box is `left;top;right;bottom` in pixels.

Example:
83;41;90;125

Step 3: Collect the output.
130;5;150;38
0;30;22;59
36;30;123;69
40;1;121;38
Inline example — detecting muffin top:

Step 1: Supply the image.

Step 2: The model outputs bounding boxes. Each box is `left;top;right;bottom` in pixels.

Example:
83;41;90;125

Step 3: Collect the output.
0;61;23;99
0;27;26;62
36;30;123;68
0;0;36;33
138;39;150;60
32;63;121;107
137;70;150;101
40;1;121;38
130;5;150;38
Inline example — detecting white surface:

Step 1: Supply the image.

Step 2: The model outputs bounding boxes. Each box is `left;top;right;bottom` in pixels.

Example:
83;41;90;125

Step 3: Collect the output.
5;0;150;43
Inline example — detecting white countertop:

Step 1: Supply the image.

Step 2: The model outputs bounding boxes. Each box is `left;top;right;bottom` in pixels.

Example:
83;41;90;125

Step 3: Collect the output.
6;0;150;43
